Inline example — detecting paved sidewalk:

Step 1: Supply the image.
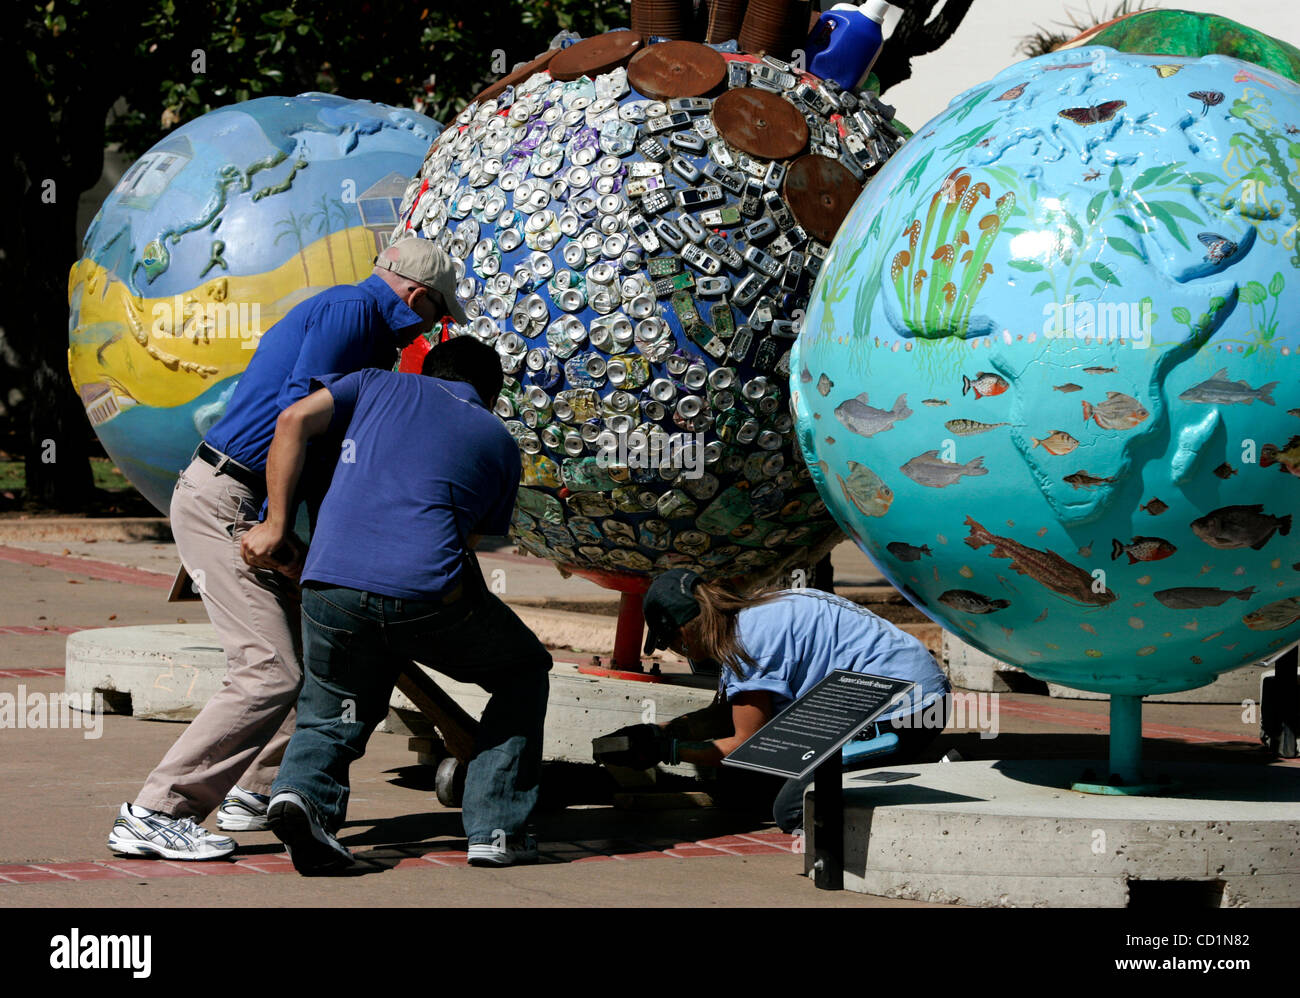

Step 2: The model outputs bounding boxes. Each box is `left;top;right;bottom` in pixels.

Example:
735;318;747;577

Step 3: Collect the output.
0;525;1291;907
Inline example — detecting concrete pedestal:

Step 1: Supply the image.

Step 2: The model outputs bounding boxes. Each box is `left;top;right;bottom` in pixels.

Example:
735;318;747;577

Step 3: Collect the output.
805;759;1300;907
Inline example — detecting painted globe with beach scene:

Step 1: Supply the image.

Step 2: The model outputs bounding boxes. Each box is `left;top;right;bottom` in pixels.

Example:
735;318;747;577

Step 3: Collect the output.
67;94;440;511
793;47;1300;695
401;32;906;590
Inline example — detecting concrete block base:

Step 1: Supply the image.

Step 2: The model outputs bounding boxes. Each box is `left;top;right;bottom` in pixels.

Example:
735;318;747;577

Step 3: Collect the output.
66;624;227;721
805;759;1300;907
63;625;718;771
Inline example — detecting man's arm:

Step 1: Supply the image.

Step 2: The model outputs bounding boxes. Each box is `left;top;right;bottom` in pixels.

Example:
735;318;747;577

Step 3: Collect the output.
241;387;335;574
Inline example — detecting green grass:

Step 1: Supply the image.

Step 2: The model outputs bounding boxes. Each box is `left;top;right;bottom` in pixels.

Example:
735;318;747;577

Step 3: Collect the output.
0;457;135;493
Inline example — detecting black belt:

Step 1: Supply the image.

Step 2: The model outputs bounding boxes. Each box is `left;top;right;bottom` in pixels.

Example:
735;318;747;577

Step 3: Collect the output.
196;442;266;494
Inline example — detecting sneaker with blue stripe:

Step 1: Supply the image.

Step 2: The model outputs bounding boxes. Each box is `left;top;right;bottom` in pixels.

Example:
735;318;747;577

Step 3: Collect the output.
108;803;236;860
216;786;271;831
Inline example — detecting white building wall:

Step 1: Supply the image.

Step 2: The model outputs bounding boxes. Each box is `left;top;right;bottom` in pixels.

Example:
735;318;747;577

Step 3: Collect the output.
880;0;1300;128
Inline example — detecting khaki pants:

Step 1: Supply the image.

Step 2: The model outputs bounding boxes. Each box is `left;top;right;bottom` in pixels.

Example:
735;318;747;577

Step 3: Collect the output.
135;458;302;819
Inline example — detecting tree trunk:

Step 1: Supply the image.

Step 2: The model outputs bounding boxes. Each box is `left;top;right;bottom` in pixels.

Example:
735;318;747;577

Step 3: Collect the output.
3;11;121;511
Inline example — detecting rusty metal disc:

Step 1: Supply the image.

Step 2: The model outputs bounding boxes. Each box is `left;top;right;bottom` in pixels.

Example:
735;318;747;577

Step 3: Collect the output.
783;154;864;244
711;87;809;161
550;31;643;82
627;41;727;100
473;49;560;105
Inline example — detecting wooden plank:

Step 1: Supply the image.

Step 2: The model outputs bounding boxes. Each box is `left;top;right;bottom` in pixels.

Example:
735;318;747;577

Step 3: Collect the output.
395;665;480;763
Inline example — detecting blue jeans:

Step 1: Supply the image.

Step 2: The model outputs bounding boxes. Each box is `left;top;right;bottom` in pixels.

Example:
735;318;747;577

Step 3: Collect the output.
271;584;551;845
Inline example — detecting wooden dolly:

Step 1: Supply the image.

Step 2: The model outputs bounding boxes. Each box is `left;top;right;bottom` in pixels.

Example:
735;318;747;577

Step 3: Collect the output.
395;664;481;807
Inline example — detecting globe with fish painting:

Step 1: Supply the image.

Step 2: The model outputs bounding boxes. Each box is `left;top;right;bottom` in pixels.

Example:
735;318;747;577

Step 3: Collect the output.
794;47;1300;695
67;93;440;511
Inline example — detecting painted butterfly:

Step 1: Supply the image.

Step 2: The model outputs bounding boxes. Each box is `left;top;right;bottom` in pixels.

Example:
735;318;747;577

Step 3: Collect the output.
1153;64;1183;78
1197;232;1239;264
995;83;1027;101
1188;90;1224;117
1058;100;1126;125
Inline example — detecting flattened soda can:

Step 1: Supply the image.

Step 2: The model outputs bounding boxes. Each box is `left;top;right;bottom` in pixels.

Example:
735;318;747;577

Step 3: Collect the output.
620;353;650;388
559;388;600;422
656;488;698;519
683;472;720;501
564;353;604;389
674;530;710;556
639;520;671;551
602;521;637;547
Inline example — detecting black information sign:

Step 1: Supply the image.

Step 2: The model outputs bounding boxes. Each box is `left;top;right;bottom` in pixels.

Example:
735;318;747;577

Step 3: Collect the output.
722;670;917;780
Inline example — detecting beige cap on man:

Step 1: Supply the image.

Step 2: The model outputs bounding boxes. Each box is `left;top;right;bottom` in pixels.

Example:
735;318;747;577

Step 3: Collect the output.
377;237;469;324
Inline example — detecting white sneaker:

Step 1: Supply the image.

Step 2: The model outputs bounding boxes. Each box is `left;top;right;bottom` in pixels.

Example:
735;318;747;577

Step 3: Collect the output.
467;835;539;868
216;786;270;831
266;790;353;874
108;803;236;861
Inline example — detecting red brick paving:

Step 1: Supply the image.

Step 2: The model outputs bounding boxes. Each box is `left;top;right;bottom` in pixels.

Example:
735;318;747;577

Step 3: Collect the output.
0;832;802;886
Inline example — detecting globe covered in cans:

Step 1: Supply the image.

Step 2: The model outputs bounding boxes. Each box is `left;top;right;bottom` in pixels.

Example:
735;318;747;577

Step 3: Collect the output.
793;48;1300;695
67;93;441;511
403;33;905;587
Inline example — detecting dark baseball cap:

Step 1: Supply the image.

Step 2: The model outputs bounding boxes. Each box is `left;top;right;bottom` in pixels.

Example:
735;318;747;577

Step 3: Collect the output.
643;569;703;655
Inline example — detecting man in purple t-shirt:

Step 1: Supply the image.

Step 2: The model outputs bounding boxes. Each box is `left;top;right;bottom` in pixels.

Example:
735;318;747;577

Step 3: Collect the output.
242;336;551;873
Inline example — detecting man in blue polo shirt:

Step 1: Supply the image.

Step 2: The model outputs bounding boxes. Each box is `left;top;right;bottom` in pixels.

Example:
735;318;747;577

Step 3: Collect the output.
240;336;552;873
108;238;467;862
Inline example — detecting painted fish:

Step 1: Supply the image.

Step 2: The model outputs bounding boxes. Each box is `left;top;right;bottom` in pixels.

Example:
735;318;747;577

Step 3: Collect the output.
1031;430;1079;455
1191;504;1292;550
922;398;949;407
1260;435;1300;477
961;371;1008;399
1053;383;1083;393
1182;367;1278;406
1288;408;1300;418
900;451;988;488
836;462;894;518
939;589;1011;614
1111;536;1177;564
887;541;932;563
1213;462;1237;480
1196;232;1239;264
1140;498;1169;516
834;392;912;437
1082;366;1117;375
1154;586;1257;609
945;419;1010;436
1082;391;1148;430
964;516;1117;606
816;374;833;397
1064;470;1117;490
1243;596;1300;632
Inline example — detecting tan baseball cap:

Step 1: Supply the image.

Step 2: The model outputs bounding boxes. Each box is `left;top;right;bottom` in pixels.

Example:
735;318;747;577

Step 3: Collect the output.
377;237;468;324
